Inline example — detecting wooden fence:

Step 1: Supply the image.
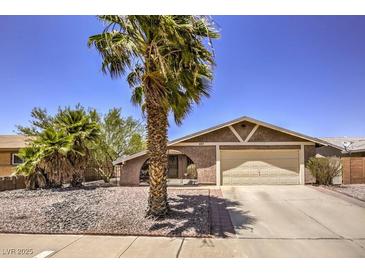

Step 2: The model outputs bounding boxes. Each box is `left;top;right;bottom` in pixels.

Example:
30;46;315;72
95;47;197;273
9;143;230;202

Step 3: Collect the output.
342;157;365;184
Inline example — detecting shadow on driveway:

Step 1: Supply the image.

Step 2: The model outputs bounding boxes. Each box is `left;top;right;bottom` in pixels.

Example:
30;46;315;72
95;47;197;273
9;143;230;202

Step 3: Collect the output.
148;190;256;238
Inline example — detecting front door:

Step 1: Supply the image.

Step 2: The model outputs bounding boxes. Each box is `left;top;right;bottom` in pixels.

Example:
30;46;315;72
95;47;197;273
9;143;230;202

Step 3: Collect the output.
168;155;179;178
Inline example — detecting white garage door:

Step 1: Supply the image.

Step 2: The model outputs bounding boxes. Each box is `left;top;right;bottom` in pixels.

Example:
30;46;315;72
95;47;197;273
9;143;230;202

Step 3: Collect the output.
221;150;299;185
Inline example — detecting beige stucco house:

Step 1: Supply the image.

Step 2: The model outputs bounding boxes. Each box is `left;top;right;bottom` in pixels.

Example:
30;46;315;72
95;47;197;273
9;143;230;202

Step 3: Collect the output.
114;116;343;186
0;135;29;176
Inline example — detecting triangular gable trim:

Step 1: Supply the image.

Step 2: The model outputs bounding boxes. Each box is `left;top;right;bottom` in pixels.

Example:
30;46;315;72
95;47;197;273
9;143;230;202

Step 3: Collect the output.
113;116;341;164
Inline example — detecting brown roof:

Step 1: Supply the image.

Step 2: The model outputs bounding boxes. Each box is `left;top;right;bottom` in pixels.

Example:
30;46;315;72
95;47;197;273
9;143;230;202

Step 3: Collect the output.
0;135;31;149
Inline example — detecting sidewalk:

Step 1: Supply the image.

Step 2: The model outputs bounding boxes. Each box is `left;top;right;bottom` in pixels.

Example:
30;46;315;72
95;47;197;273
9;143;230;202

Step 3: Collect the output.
1;233;364;258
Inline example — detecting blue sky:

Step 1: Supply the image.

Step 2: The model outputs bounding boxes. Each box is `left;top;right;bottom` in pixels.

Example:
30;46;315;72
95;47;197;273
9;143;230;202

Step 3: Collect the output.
0;16;364;139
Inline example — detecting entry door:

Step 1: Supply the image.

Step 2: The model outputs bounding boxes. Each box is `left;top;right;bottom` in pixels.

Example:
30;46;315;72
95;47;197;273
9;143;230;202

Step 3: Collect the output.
221;149;300;185
168;155;179;178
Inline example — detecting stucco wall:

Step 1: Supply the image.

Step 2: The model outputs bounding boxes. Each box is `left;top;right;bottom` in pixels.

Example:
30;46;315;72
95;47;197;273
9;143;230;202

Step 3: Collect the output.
231;121;256;140
119;154;149;185
118;146;216;185
316;146;342;157
304;145;316;184
0;151;17;177
249;126;306;142
188;127;238;142
169;146;216;184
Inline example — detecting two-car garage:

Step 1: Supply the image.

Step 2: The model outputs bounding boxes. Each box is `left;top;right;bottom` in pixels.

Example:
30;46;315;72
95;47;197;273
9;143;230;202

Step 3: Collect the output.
220;149;300;185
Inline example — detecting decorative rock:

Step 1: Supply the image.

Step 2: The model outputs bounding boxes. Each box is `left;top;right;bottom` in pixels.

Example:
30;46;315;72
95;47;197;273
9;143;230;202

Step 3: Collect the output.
0;184;210;237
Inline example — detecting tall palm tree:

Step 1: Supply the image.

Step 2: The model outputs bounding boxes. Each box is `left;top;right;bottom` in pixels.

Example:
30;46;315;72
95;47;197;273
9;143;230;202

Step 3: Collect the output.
88;16;219;217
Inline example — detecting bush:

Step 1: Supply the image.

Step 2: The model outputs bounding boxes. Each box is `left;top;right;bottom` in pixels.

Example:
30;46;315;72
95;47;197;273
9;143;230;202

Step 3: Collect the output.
186;164;197;179
306;157;342;185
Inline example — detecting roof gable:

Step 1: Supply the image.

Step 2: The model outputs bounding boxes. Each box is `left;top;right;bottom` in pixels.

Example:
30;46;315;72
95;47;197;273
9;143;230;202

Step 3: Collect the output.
114;116;339;164
187;126;239;142
168;116;331;146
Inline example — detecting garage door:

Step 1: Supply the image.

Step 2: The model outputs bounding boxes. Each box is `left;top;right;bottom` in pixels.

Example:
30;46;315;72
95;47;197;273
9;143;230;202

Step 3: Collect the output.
221;150;299;185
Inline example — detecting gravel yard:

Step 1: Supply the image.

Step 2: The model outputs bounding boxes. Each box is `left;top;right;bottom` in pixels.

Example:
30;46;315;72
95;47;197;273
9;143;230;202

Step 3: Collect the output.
0;185;211;237
326;184;365;201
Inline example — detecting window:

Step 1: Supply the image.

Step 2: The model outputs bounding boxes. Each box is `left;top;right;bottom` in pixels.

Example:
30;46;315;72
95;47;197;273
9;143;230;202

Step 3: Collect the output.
11;153;23;165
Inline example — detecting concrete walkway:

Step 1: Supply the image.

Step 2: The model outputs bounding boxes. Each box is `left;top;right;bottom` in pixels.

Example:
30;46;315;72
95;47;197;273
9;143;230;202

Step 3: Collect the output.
1;233;364;258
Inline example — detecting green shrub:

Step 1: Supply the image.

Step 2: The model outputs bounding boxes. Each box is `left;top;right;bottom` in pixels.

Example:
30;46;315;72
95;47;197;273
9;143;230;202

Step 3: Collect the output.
306;157;342;185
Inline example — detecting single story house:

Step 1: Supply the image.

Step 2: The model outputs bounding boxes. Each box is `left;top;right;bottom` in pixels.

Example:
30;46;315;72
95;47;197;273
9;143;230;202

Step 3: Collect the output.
114;116;344;186
0;135;28;176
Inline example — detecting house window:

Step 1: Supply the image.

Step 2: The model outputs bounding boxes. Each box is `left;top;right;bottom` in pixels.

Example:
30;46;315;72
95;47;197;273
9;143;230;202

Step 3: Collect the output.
11;153;23;165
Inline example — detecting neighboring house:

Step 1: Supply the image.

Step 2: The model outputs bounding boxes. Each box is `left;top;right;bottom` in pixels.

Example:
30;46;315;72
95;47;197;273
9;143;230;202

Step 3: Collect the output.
0;135;28;176
114;116;342;186
320;137;365;157
319;137;365;184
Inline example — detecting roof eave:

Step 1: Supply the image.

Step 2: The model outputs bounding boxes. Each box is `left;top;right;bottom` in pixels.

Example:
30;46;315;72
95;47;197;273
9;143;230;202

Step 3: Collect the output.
113;116;340;164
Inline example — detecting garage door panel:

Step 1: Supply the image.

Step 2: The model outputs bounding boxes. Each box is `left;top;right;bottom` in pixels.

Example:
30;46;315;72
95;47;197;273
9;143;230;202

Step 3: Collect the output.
221;159;298;173
224;176;299;185
221;150;299;185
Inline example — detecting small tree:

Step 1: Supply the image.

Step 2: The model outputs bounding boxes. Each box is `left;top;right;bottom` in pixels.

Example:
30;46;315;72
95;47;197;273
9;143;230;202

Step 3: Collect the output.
90;108;145;183
306;157;342;185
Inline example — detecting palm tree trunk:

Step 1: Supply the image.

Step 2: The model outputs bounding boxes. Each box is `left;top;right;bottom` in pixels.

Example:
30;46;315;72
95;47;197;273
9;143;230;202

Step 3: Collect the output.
145;100;169;217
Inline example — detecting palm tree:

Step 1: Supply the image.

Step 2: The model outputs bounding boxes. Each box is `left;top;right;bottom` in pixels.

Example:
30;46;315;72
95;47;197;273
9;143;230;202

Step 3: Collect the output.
55;108;100;186
16;128;74;189
88;16;219;217
16;107;100;189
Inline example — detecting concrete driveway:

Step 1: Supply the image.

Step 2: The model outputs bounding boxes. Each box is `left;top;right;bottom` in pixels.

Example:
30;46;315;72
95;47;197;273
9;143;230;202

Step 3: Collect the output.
219;185;365;257
0;185;364;258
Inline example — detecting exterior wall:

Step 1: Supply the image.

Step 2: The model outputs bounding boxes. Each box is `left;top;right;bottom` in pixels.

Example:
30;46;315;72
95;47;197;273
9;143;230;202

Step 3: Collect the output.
119;146;216;185
249;126;307;142
119;154;149;185
316;146;342;157
169;146;216;184
0;150;18;177
177;154;187;178
304;145;316;184
231;121;256;140
188;127;238;142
